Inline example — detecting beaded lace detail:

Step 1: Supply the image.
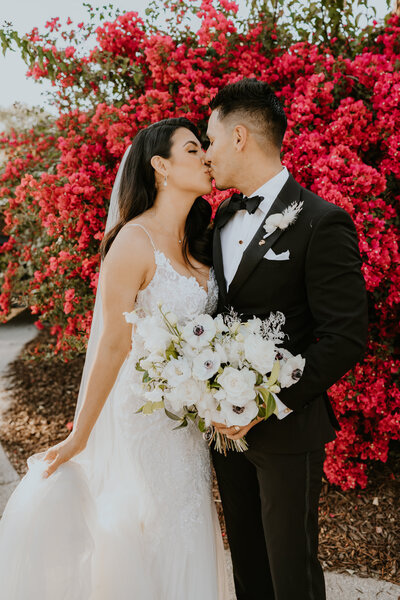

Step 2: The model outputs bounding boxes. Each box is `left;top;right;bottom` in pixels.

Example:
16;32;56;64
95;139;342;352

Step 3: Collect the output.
135;249;218;323
113;223;218;550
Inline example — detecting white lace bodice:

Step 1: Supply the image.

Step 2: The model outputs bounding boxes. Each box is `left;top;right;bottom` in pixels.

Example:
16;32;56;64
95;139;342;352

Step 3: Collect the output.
130;223;218;324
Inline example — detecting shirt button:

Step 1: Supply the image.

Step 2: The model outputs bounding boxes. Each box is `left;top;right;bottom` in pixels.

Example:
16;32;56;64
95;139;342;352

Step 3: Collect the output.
238;240;243;244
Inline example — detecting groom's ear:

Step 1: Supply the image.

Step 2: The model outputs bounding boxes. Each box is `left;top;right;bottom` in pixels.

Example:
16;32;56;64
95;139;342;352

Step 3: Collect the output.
232;124;248;152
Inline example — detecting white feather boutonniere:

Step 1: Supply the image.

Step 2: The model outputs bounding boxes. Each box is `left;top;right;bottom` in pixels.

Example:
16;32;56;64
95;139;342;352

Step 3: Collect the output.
263;201;304;238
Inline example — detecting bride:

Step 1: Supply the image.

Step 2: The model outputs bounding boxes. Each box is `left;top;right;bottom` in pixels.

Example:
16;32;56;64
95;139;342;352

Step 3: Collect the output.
0;117;230;599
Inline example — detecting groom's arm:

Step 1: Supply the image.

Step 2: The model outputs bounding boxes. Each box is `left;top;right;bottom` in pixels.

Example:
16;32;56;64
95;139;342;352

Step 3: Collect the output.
277;207;368;412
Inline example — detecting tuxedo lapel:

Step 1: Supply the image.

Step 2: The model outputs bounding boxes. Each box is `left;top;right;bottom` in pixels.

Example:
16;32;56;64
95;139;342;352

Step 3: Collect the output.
213;224;227;301
212;198;231;302
227;174;302;303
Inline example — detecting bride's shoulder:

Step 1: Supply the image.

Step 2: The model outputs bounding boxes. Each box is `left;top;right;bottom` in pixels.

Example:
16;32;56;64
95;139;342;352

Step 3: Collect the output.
102;220;154;272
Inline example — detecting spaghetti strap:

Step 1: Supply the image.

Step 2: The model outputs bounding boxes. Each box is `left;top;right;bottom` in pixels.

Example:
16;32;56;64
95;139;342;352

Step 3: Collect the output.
125;222;157;252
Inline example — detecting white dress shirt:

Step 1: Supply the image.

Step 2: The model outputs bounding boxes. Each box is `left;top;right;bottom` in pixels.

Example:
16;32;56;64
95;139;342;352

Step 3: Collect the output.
220;166;292;420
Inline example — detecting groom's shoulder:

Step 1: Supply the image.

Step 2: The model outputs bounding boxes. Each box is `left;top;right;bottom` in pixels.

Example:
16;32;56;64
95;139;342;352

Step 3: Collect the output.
295;177;353;225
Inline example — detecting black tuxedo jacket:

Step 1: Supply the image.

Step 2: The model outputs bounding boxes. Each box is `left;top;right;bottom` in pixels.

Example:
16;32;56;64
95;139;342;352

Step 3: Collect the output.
212;173;368;454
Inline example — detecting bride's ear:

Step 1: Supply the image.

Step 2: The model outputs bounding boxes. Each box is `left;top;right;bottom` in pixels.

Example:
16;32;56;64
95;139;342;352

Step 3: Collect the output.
151;155;169;190
151;155;168;178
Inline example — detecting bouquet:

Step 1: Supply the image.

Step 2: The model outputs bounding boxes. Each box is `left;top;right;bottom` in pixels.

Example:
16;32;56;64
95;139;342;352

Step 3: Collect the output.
123;304;305;453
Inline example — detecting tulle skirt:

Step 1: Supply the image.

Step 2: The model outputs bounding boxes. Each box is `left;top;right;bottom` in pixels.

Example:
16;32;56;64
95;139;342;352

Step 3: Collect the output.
0;353;229;599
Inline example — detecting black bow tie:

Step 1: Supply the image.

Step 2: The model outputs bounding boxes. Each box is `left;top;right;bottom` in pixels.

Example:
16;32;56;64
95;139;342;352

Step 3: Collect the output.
229;192;264;215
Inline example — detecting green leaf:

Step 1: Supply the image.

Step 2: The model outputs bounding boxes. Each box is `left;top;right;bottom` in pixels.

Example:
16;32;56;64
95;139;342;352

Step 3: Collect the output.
142;401;154;415
165;341;178;360
164;407;182;421
265;392;276;418
257;402;267;419
268;360;280;386
173;418;188;430
257;386;269;405
152;400;165;410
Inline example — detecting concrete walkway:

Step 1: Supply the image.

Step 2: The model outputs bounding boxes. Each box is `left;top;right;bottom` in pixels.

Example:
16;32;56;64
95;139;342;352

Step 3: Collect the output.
0;311;399;599
0;309;38;516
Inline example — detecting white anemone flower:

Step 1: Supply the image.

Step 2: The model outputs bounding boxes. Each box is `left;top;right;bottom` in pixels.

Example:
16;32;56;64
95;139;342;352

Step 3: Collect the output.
192;349;221;381
182;314;216;349
220;398;259;427
280;354;305;388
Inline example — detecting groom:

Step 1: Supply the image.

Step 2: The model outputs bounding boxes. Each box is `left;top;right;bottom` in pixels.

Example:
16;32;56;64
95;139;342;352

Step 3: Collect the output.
205;78;368;600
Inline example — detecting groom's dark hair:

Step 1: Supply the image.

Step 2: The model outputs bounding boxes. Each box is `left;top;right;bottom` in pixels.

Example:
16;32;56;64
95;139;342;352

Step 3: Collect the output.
209;78;287;150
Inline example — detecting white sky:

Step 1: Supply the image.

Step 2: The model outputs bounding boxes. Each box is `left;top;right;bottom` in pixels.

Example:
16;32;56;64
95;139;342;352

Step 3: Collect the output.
0;0;392;113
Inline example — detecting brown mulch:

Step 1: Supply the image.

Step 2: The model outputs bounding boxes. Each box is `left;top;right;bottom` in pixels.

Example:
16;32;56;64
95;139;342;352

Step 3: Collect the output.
0;322;399;585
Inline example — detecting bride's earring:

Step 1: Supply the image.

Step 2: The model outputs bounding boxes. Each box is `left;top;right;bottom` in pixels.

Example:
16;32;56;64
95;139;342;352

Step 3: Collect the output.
163;175;168;187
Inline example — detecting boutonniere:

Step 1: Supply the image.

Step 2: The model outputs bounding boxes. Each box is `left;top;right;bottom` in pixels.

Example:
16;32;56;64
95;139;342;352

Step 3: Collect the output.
263;201;304;238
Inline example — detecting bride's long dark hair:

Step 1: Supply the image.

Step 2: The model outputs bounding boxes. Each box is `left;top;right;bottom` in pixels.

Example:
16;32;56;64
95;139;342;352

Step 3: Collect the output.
100;117;213;266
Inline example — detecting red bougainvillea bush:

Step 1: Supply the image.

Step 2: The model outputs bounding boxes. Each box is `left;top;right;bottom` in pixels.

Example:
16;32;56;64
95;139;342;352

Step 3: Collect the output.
0;1;399;489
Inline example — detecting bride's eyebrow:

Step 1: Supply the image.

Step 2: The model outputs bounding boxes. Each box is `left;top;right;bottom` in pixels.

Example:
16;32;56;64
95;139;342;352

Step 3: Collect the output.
183;140;200;147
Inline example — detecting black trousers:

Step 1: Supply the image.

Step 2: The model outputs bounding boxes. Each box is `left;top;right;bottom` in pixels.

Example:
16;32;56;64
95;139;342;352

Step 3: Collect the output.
212;445;326;600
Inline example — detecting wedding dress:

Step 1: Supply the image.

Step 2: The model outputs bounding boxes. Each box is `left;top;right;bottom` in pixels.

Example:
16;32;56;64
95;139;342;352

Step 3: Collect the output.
0;219;230;599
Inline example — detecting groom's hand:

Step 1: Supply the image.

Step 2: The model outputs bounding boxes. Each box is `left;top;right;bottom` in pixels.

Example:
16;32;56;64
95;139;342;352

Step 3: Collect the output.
212;417;263;440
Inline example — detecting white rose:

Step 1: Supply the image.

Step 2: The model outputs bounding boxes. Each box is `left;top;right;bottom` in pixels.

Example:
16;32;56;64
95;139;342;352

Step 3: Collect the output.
214;314;228;334
140;353;164;378
213;388;227;403
144;387;164;404
164;387;186;414
165;311;178;327
222;338;245;368
214;341;228;364
244;334;276;375
182;314;216;349
136;316;172;354
162;356;191;387
220;398;259;427
164;378;202;414
217;366;256;406
196;386;220;427
240;317;262;338
228;320;241;335
280;354;305;388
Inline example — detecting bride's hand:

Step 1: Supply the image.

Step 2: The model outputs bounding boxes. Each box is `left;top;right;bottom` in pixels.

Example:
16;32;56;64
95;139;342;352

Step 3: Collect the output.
42;435;87;479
